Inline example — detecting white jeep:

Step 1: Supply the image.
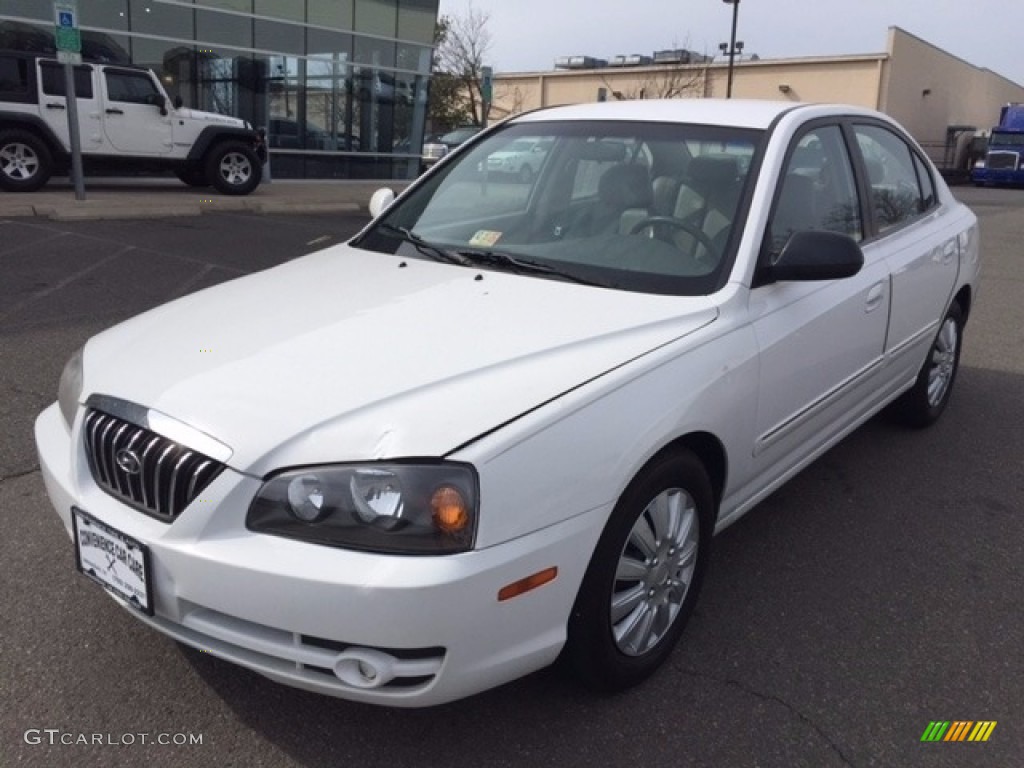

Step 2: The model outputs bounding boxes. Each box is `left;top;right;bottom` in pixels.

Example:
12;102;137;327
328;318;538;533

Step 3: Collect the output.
0;51;266;195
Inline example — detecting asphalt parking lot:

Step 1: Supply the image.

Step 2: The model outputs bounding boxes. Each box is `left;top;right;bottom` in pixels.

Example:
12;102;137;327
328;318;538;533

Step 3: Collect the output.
1;189;1022;768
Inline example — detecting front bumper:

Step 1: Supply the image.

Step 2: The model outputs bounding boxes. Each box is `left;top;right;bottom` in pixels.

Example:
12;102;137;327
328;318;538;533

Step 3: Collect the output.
36;402;605;706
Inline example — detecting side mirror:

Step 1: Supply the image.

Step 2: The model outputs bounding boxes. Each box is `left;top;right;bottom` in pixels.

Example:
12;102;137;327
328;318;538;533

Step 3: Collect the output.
368;188;396;219
767;230;864;282
173;95;183;110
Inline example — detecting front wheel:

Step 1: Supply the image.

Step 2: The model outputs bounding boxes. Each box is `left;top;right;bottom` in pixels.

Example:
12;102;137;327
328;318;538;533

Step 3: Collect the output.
564;449;713;691
889;301;963;427
204;142;262;195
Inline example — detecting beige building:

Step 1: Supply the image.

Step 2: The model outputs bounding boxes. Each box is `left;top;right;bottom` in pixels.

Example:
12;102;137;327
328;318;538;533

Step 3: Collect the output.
490;27;1024;168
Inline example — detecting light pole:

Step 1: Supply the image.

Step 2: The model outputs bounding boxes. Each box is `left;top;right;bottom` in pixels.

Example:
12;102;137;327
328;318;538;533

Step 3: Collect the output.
722;0;740;98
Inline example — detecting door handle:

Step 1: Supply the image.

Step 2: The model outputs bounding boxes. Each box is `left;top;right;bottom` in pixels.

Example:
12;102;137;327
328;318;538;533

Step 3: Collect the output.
864;282;886;312
46;103;66;110
105;108;124;115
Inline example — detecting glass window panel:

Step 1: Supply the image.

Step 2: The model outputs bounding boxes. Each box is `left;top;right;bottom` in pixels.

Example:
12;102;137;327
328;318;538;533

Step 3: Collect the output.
131;38;196;106
129;0;193;40
83;30;131;63
354;0;396;37
1;1;49;21
254;19;304;54
82;0;129;31
308;27;352;59
308;0;354;30
354;36;395;68
913;153;937;211
305;55;350;151
105;69;160;103
195;0;252;11
253;0;304;22
854;124;925;232
397;0;436;44
40;62;95;98
196;9;253;49
770;125;862;253
0;55;32;100
396;43;431;74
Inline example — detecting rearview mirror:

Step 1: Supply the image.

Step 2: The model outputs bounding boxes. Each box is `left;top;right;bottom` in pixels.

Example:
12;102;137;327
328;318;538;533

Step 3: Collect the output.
767;230;864;282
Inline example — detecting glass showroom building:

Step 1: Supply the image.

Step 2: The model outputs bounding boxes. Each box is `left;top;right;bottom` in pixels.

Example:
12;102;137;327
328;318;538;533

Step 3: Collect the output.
0;1;438;178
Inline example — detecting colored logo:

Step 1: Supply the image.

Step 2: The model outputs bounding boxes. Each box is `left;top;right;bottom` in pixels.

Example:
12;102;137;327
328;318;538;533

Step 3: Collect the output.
921;721;997;742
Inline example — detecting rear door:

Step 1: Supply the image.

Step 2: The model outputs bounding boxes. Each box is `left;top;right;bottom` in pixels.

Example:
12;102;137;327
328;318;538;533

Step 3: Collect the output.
100;67;172;155
36;60;107;154
849;122;960;385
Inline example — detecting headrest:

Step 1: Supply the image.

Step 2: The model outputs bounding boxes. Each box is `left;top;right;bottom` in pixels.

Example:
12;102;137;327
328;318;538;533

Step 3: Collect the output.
598;164;652;209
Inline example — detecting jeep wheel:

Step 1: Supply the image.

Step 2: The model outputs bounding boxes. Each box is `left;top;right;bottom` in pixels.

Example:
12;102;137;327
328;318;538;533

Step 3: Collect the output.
0;130;53;192
205;142;262;195
174;166;209;187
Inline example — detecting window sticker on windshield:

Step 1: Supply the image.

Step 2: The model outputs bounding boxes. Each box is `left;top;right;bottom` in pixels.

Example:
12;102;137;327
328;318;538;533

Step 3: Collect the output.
469;230;503;247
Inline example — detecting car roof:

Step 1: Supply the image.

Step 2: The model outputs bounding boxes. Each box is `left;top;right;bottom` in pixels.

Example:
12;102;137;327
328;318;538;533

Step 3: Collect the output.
512;98;804;130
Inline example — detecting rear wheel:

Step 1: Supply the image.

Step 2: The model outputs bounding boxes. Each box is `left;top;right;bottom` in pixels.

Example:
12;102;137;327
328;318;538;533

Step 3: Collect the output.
0;129;53;192
890;302;963;427
565;449;713;691
204;141;262;195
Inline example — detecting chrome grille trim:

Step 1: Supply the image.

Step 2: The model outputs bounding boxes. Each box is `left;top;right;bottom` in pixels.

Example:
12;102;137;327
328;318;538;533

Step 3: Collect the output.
986;151;1019;171
83;408;226;523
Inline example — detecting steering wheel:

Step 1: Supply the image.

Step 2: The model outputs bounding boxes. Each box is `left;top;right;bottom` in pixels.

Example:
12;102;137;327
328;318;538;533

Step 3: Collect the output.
628;216;721;265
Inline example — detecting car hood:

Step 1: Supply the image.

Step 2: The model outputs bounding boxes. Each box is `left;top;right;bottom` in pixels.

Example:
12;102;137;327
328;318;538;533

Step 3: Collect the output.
176;108;246;128
81;246;717;474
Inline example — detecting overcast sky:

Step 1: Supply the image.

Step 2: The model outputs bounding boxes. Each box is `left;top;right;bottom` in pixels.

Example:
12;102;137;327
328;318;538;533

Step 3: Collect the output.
436;0;1024;85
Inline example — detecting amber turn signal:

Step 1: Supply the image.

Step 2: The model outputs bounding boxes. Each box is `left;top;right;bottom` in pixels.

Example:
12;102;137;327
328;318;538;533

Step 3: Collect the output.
430;485;470;534
497;567;558;602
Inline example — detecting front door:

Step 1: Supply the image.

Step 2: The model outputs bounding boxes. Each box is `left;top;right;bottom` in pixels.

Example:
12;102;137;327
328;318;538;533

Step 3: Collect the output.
100;67;172;155
750;124;892;479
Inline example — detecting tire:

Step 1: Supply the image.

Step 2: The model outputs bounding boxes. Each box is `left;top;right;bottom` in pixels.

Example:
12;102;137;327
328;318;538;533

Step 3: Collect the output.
204;141;262;196
0;129;53;192
564;449;713;691
174;166;209;187
889;301;963;428
518;164;533;184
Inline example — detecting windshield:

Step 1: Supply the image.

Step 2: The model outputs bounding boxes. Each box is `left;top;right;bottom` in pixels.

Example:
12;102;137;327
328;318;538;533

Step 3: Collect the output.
356;120;762;295
989;132;1022;147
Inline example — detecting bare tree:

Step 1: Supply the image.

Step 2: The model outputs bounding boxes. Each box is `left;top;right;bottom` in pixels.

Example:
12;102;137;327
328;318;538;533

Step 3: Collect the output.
435;4;493;125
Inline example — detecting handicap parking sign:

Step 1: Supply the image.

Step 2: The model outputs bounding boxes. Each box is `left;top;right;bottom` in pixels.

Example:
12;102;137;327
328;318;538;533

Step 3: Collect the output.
58;11;74;27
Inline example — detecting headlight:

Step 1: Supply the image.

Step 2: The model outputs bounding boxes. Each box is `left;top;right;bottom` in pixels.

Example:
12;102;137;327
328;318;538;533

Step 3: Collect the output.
57;346;84;429
247;462;478;554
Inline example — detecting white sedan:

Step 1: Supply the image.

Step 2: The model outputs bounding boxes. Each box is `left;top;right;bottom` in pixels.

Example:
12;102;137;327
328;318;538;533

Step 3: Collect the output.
36;99;979;707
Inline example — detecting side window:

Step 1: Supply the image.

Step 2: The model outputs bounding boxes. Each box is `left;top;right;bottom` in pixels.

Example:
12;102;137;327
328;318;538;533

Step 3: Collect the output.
912;153;937;211
768;125;862;253
0;56;31;102
853;124;926;232
105;70;160;105
40;62;94;99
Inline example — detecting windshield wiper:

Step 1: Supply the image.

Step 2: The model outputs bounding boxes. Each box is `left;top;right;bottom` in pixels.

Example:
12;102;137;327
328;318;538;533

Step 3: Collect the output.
455;248;614;288
377;223;473;266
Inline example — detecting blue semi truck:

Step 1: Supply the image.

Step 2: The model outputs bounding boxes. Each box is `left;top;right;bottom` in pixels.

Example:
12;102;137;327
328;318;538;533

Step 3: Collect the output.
972;103;1024;186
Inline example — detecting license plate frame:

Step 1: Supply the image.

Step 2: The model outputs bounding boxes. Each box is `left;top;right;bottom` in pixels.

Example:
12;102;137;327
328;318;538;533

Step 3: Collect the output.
72;507;153;616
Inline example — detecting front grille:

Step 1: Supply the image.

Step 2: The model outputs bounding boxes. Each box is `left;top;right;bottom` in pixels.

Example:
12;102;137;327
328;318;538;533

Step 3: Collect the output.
83;409;225;522
986;151;1019;171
